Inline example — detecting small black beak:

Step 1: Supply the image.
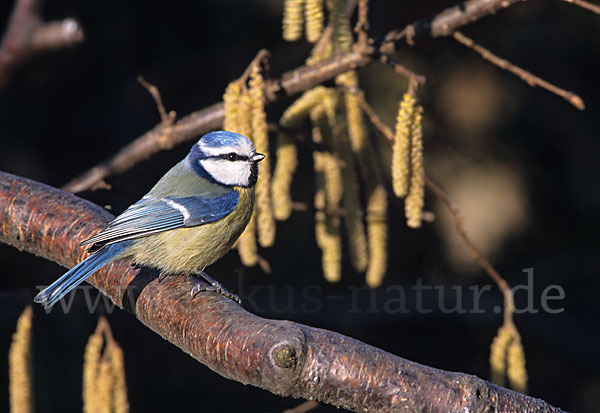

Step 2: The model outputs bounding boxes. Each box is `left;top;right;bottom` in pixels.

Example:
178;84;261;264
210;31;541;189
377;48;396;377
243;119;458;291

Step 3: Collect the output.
252;153;265;162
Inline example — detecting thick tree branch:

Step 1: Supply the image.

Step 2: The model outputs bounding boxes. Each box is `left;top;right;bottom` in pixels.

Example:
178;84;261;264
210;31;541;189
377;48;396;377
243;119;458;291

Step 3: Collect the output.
0;0;84;90
63;0;528;193
1;171;567;412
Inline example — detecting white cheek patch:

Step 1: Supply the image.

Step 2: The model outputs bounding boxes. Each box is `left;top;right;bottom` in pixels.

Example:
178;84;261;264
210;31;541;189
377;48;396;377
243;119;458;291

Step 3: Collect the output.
200;159;251;187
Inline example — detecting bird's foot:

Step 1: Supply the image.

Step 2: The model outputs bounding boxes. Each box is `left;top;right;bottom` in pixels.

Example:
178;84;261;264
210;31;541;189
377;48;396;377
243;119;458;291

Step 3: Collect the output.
157;272;170;283
189;271;241;304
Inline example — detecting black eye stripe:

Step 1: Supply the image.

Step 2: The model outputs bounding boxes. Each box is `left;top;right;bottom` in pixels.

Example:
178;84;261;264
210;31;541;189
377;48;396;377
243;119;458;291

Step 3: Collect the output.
221;153;249;161
199;153;250;161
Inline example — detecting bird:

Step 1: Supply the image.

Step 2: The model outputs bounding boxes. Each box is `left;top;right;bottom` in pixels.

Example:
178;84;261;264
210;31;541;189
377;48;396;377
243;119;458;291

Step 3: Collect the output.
34;130;265;309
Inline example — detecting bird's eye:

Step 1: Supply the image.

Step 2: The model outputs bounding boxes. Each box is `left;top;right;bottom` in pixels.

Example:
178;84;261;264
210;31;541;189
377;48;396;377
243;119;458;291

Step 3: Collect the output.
226;153;238;161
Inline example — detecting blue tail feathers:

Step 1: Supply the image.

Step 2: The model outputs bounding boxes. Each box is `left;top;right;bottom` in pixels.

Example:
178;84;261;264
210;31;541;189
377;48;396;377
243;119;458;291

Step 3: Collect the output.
34;243;128;309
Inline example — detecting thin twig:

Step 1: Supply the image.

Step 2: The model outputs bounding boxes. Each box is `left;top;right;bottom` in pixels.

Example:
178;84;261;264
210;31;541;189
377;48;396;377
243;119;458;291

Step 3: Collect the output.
561;0;600;14
237;49;271;88
255;254;272;274
423;179;515;327
353;91;394;138
282;400;319;413
354;0;369;47
379;54;426;89
453;31;585;110
291;201;348;217
354;90;515;327
137;76;174;125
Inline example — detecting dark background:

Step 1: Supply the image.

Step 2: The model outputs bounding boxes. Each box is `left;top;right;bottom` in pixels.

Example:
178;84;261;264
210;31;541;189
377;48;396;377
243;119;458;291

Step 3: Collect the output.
1;1;599;412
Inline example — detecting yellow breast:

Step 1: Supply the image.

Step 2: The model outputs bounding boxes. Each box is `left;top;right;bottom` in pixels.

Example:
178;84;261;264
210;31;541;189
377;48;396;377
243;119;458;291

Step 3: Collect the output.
125;186;254;274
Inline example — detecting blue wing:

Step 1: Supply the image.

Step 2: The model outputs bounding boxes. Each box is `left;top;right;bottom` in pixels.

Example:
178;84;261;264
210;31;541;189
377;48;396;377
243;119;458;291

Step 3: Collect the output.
82;190;239;251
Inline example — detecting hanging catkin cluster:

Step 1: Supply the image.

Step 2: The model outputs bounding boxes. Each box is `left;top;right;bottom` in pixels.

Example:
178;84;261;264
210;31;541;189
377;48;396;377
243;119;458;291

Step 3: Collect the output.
489;324;528;394
392;92;425;228
283;0;325;43
271;133;297;220
337;70;388;287
9;306;33;413
223;65;286;267
83;317;129;413
280;0;388;286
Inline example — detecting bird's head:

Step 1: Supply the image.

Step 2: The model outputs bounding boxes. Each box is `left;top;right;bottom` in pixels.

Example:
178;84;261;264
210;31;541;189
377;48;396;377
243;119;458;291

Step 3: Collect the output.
189;130;265;187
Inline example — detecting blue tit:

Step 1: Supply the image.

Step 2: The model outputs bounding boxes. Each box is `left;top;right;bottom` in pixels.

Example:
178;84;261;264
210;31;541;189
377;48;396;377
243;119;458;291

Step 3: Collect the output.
34;130;265;309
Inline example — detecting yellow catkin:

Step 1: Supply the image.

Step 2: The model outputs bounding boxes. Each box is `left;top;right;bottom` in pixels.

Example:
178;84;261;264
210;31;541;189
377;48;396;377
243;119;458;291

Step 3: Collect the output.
325;113;368;273
83;318;129;413
507;335;528;394
280;86;327;128
392;93;416;197
489;325;513;387
271;133;298;220
283;0;305;41
313;101;343;213
96;357;112;413
306;37;333;66
326;0;352;51
337;71;388;282
236;92;253;137
405;105;424;228
318;212;342;282
109;343;129;413
323;152;343;213
223;82;242;133
9;306;33;413
365;185;388;287
312;105;342;282
304;0;324;43
83;322;103;413
237;214;258;266
336;71;366;153
234;93;259;266
249;67;275;248
313;151;342;282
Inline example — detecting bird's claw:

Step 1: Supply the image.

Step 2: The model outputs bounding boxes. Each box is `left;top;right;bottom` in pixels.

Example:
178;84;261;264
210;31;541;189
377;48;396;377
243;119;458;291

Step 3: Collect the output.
189;274;241;304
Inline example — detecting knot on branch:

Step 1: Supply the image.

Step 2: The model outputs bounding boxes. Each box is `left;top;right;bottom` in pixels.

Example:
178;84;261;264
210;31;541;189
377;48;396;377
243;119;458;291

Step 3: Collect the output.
260;321;307;394
458;375;491;413
272;344;297;369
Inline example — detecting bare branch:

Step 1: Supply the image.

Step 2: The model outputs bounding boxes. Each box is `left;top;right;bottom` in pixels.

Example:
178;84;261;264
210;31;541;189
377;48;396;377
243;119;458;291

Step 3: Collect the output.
560;0;600;14
452;31;585;110
63;0;529;194
0;171;567;413
0;0;84;90
29;18;84;52
379;0;527;53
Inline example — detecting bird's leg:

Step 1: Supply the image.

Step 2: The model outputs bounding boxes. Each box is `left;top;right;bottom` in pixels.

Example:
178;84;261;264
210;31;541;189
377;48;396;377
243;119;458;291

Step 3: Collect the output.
189;271;241;304
157;272;170;282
